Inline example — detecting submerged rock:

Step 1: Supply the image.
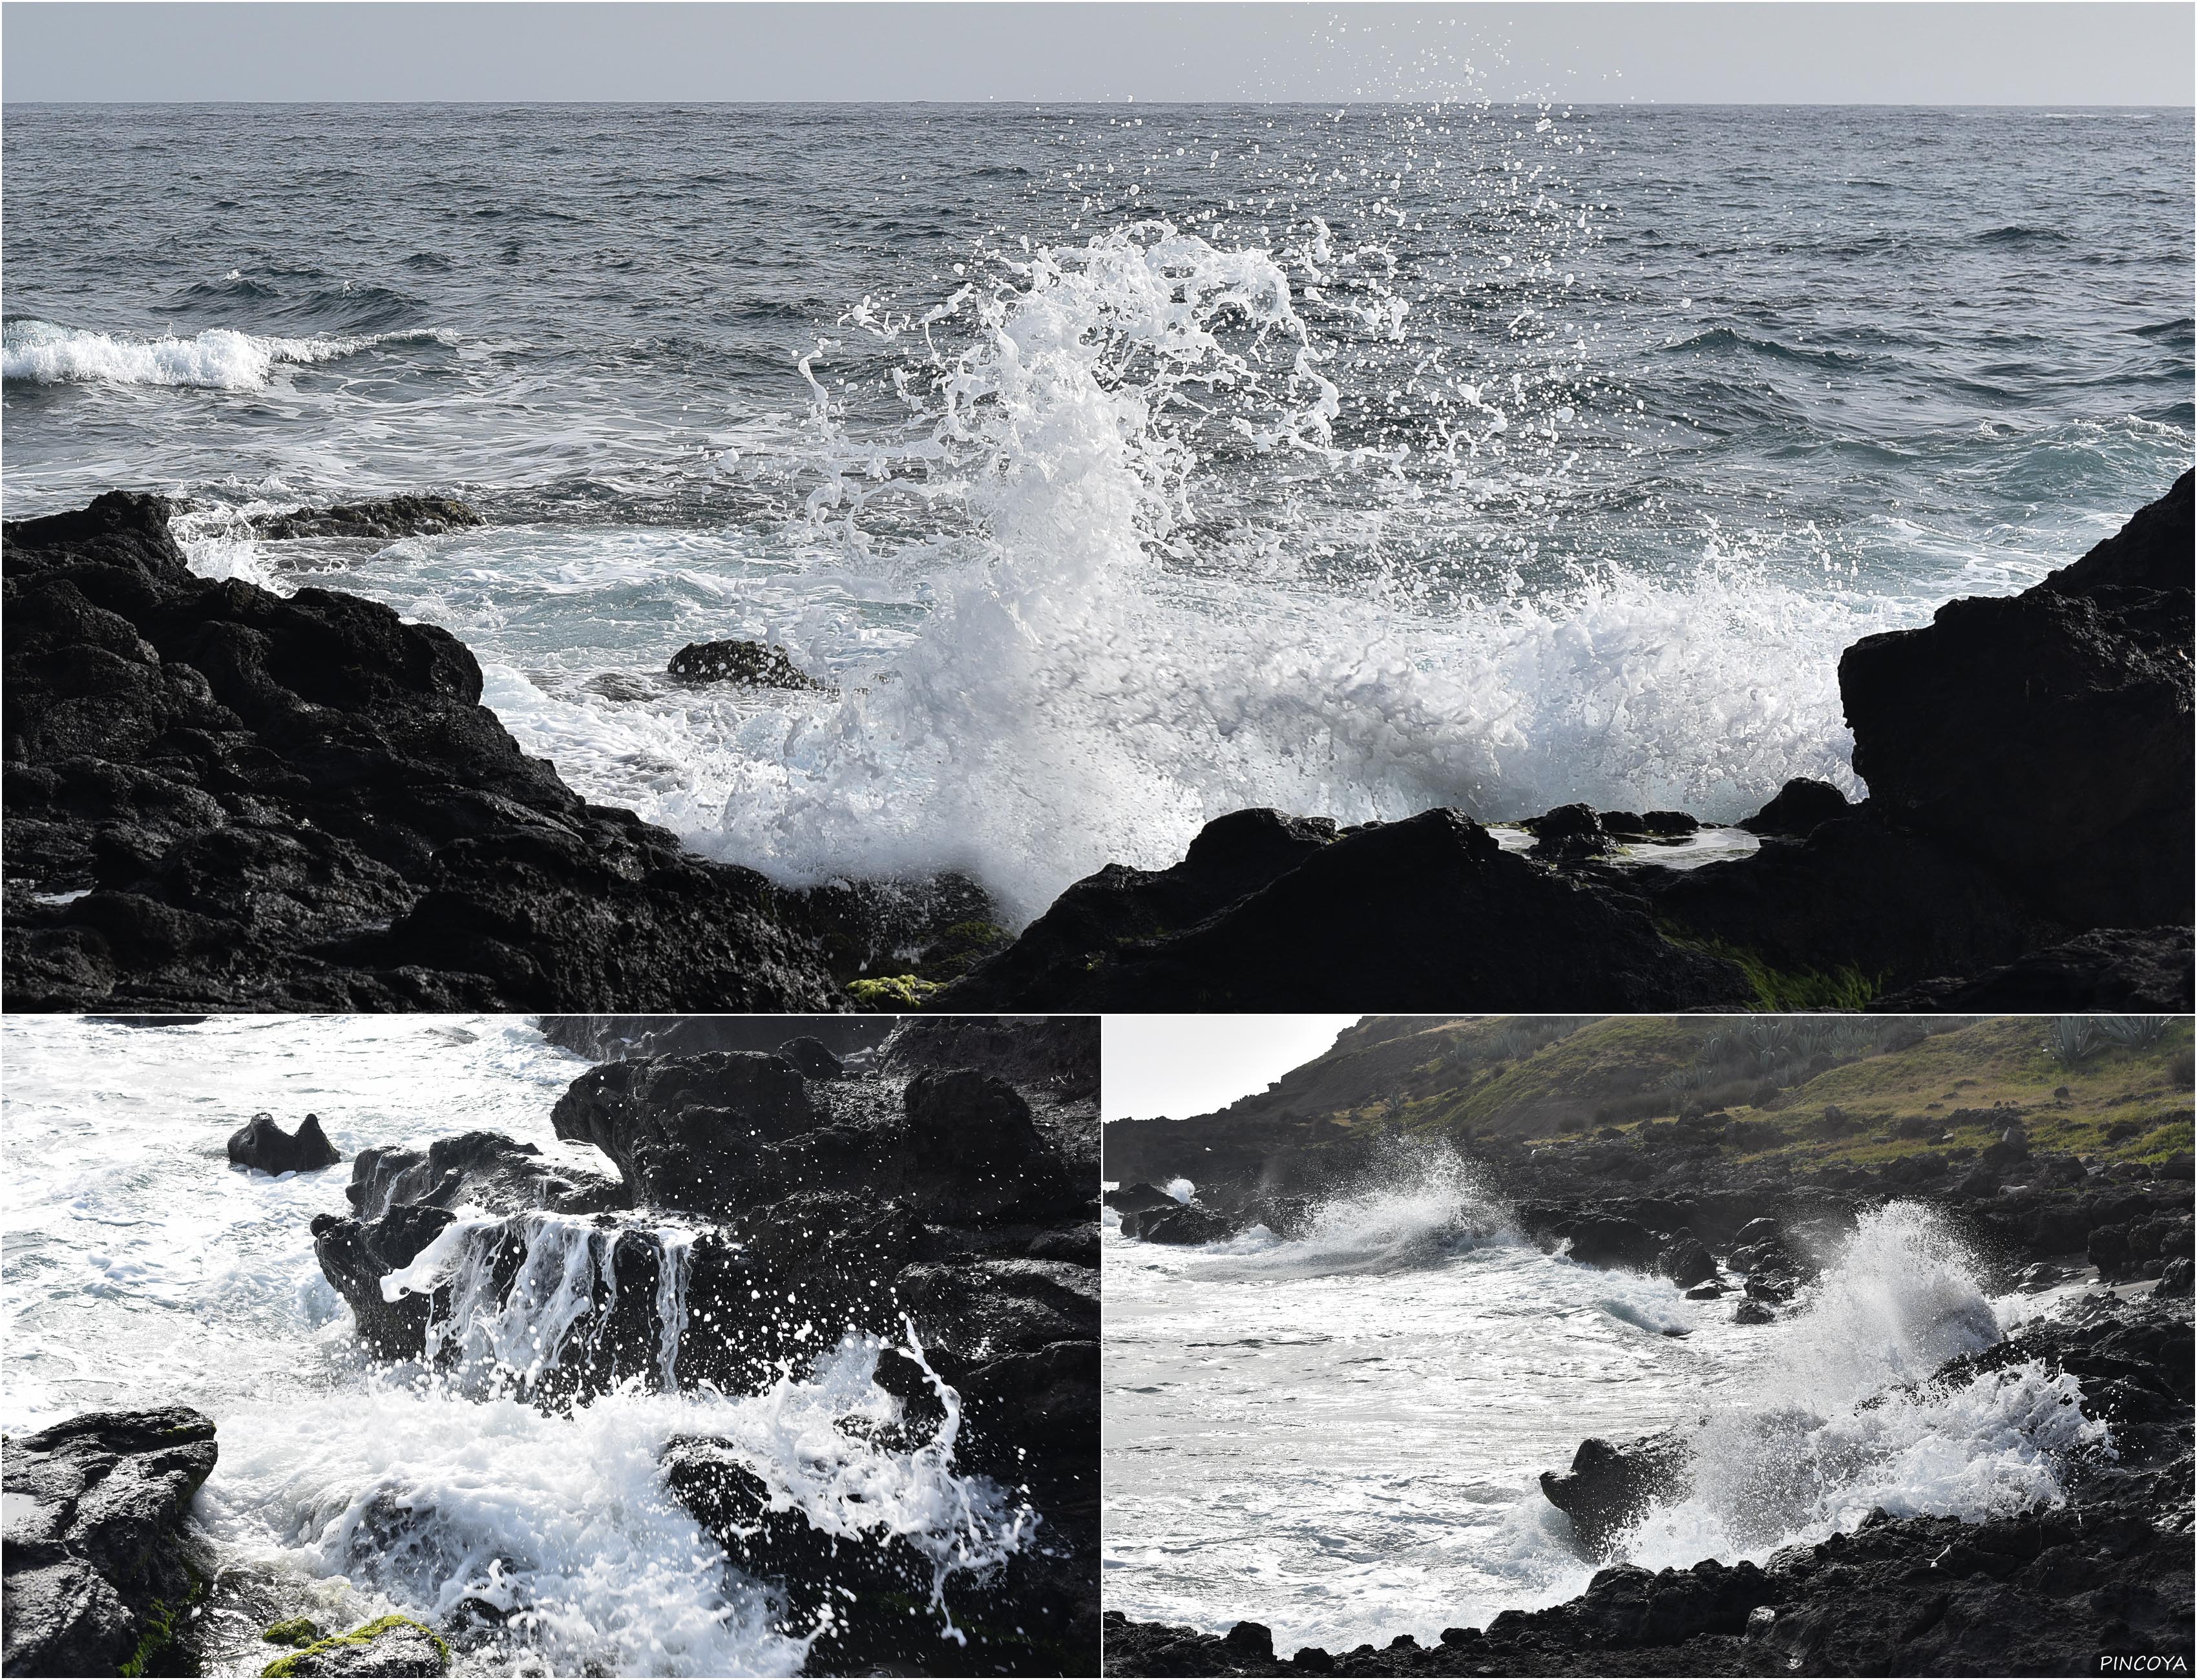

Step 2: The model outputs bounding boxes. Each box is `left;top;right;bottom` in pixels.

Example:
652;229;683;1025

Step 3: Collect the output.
1;1406;218;1679
249;495;481;542
665;638;829;691
228;1111;342;1174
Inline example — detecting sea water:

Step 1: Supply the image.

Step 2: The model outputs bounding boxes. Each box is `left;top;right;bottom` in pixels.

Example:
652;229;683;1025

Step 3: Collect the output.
0;1016;1025;1677
5;103;2191;919
1101;1155;2105;1657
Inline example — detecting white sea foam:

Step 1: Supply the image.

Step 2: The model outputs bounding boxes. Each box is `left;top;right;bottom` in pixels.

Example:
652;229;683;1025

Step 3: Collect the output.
614;220;1891;922
1;1017;1031;1679
1;319;444;391
1612;1203;2103;1566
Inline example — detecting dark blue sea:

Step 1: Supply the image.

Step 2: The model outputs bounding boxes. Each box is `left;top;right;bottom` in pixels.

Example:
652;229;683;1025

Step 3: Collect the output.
5;103;2190;917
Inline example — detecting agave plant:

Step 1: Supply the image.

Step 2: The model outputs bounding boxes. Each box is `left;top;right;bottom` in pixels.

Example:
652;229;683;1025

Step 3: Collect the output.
2045;1016;2098;1069
2097;1015;2170;1050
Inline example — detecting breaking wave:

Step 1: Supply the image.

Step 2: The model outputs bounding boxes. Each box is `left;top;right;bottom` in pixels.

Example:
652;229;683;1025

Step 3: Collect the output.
1;317;447;390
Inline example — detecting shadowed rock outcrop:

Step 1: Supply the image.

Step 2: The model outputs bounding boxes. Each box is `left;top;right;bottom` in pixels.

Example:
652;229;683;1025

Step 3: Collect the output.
306;1016;1099;1675
2;492;846;1012
227;1111;342;1175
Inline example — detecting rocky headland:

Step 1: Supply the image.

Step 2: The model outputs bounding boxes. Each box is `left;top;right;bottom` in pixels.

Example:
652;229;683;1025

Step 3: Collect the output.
6;475;2189;1013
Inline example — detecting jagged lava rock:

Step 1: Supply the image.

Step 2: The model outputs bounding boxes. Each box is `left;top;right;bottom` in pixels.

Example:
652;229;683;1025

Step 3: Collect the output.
1840;470;2193;931
951;809;1751;1010
2;490;843;1011
227;1111;342;1174
1;1406;218;1678
249;495;481;541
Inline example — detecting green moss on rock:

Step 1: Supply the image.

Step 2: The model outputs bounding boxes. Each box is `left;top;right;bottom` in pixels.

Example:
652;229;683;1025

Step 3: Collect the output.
846;974;945;1009
258;1616;450;1679
261;1619;322;1648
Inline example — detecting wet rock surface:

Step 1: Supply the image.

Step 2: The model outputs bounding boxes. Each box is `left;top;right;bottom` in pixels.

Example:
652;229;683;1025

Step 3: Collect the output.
957;476;2194;1012
248;495;482;542
1;491;854;1011
227;1111;342;1175
308;1016;1098;1675
1;1406;219;1678
666;638;830;691
258;1615;451;1677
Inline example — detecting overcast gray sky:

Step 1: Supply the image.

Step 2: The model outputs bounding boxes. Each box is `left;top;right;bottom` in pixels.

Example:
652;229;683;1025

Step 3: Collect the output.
1104;1015;1358;1123
4;3;2191;104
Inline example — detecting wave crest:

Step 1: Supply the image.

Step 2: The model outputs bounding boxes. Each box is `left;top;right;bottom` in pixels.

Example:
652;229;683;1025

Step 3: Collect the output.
2;318;447;391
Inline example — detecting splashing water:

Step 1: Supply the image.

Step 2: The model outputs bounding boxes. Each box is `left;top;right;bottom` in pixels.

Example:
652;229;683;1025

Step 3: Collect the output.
1613;1203;2103;1568
1230;1140;1519;1277
666;219;1883;920
0;1016;1033;1678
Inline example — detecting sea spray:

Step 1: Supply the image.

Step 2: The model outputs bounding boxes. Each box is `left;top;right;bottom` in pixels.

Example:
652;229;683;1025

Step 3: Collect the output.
1609;1202;2106;1568
198;1356;1007;1679
1225;1139;1519;1277
660;218;1887;921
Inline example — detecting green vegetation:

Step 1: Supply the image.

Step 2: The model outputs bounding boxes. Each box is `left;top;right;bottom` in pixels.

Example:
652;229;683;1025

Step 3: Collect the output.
120;1569;205;1677
259;1617;449;1680
260;1621;321;1649
845;974;945;1009
1183;1013;2193;1181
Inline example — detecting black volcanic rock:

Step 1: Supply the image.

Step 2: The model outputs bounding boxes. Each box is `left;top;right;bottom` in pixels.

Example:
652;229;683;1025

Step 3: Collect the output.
1872;925;2194;1012
1;1406;218;1679
1840;469;2193;932
249;494;482;541
949;809;1752;1010
1539;1433;1692;1557
2;491;846;1011
309;1021;1101;1674
1738;776;1852;837
344;1130;626;1221
227;1110;342;1174
537;1013;897;1064
665;638;829;691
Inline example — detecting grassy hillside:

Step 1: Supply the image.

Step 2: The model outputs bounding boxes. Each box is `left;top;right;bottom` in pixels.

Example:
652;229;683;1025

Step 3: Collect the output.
1151;1014;2193;1177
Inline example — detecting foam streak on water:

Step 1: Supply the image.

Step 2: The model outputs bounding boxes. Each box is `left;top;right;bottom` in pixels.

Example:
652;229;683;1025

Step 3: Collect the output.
1105;1178;2103;1659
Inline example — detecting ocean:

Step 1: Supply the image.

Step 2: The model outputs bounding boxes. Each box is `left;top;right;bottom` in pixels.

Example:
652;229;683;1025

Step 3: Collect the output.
1100;1159;2101;1656
0;1015;1023;1677
5;102;2191;920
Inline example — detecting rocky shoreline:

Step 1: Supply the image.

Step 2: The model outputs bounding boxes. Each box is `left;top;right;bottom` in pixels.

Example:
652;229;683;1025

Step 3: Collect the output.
2;1016;1100;1677
1102;1290;2193;1677
7;475;2190;1012
1102;1108;2194;1677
